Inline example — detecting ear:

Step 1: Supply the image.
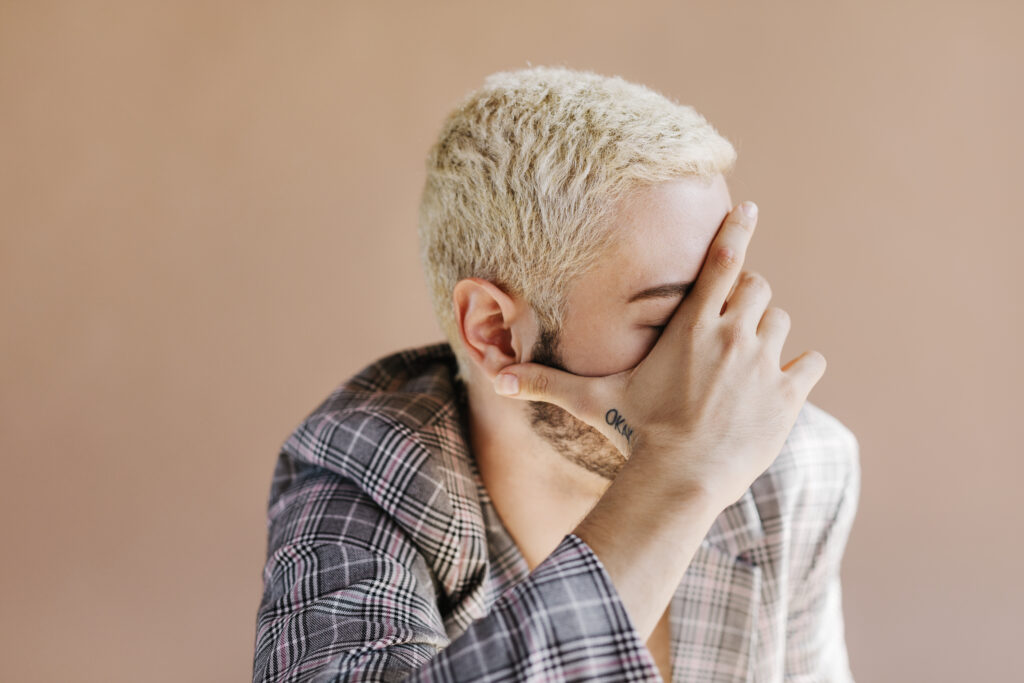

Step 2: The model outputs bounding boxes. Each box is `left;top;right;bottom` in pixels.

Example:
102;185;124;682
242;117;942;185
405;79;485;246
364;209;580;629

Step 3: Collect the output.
452;277;530;379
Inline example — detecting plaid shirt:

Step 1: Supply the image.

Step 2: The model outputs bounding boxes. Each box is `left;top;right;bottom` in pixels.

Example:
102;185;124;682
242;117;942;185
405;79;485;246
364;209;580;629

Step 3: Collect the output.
253;343;859;682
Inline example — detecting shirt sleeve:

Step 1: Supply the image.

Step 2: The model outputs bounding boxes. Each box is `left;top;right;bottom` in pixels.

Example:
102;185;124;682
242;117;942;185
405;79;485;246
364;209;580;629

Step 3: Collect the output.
252;455;661;683
783;429;861;682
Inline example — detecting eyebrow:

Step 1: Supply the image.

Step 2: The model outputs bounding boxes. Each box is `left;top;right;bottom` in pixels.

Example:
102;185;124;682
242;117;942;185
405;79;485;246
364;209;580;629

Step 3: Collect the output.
627;281;695;303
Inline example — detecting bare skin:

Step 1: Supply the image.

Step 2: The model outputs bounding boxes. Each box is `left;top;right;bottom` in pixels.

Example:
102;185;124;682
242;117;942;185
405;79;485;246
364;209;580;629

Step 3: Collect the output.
454;175;825;669
460;176;732;568
647;608;673;681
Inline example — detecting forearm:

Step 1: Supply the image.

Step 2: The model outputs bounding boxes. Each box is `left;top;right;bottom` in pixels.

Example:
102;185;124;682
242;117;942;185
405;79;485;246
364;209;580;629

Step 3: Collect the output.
572;458;722;641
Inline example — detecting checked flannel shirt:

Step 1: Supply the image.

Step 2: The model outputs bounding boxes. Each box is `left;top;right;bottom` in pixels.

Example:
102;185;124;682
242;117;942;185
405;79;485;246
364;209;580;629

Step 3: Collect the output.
253;343;860;682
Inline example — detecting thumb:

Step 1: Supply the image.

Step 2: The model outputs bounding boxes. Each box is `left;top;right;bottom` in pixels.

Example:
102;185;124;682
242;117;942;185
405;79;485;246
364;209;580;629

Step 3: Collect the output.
492;362;600;417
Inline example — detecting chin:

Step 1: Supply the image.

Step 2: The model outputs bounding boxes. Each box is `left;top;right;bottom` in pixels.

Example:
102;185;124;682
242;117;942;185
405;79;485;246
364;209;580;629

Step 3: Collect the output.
527;400;626;481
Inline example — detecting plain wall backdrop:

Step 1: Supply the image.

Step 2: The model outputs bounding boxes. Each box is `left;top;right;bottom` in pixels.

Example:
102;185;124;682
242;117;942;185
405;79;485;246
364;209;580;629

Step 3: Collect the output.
1;1;1021;681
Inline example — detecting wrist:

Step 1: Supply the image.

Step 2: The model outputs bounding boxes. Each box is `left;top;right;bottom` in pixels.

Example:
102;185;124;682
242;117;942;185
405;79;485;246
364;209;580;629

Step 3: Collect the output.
611;455;722;527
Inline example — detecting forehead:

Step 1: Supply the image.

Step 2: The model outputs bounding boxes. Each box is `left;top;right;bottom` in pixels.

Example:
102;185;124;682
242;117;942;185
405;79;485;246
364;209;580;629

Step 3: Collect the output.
586;174;733;297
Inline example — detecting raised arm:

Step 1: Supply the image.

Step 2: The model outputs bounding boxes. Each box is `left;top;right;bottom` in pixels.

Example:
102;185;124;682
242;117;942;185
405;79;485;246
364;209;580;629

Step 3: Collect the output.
493;200;828;640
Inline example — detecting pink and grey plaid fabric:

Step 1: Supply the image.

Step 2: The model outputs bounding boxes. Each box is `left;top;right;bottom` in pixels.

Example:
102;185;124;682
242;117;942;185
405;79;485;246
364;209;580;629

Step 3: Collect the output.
253;343;860;682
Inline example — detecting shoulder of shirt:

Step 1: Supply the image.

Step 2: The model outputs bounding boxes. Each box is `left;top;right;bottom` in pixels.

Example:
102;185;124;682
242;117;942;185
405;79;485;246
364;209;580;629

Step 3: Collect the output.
298;341;464;435
278;341;474;488
275;342;489;601
777;399;860;481
748;399;861;532
702;401;859;557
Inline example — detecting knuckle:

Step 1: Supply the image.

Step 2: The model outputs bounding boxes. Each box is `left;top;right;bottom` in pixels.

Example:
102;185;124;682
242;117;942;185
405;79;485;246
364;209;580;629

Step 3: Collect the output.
528;373;549;397
744;271;771;297
715;246;739;269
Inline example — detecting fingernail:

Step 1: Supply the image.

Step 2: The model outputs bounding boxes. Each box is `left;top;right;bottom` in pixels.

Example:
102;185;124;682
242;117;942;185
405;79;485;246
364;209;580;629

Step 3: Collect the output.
494;374;519;396
742;201;758;218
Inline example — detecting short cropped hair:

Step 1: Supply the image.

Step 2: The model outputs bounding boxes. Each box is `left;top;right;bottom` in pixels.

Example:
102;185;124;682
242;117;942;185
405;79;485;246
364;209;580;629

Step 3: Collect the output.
418;66;737;380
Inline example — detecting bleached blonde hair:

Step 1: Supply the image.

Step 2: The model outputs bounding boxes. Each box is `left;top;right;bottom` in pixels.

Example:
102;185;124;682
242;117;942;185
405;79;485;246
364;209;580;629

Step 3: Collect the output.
418;66;737;380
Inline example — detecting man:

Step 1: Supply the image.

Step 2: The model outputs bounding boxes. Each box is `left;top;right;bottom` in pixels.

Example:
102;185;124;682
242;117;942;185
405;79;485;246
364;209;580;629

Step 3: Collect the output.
253;66;859;682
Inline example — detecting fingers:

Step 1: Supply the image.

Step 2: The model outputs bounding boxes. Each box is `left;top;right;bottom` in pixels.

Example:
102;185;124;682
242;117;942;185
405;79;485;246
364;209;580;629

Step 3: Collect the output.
722;271;772;331
493;362;601;421
687;201;758;317
782;349;827;398
756;306;791;358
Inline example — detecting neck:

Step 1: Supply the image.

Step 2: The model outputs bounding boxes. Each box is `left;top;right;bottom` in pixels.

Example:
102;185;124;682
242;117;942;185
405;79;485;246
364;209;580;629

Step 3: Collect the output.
463;372;612;571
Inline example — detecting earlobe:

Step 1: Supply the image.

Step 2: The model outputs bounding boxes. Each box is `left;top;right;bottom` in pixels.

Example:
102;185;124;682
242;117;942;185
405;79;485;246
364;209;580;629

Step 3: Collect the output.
452;278;525;378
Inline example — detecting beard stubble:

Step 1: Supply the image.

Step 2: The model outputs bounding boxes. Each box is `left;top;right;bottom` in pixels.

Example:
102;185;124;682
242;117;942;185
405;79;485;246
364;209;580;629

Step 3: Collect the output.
527;328;627;481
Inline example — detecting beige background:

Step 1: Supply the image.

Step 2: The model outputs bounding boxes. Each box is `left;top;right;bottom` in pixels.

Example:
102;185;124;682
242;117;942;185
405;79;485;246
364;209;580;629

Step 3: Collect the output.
2;1;1021;681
